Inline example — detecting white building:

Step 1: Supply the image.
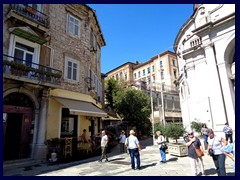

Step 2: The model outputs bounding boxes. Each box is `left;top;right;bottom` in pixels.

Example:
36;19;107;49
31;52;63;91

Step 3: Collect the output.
174;4;235;136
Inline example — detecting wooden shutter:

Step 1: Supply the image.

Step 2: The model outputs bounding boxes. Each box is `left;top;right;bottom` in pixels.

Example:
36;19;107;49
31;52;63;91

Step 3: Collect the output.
39;45;52;66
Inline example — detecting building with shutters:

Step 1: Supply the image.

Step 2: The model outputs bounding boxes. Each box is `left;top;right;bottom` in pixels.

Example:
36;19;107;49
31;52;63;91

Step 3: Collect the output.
106;50;182;125
3;4;106;162
174;4;235;135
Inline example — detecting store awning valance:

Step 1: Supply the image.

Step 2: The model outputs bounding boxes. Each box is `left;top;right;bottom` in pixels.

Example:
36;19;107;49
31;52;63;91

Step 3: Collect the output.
9;26;47;45
55;97;107;117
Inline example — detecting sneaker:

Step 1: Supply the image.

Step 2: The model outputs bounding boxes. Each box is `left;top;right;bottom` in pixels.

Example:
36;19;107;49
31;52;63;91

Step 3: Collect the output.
98;160;102;162
105;159;109;162
161;161;167;163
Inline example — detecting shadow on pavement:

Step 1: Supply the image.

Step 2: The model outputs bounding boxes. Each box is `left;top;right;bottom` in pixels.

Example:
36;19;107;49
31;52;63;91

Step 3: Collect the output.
141;163;157;170
109;157;125;161
205;168;217;176
167;157;178;162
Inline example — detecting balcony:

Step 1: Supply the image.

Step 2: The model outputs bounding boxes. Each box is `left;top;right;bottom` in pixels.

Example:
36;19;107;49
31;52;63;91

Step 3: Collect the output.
3;54;62;87
6;4;49;30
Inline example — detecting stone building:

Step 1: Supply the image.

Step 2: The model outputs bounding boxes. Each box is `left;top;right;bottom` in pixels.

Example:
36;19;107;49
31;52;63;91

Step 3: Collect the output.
3;4;106;162
106;50;182;125
174;4;235;135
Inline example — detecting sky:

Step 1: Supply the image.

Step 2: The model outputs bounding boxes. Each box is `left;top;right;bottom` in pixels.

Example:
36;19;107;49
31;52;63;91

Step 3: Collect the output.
87;4;194;74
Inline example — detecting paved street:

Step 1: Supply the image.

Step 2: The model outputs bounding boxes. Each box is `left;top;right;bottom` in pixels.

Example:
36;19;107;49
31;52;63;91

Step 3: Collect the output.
3;138;235;176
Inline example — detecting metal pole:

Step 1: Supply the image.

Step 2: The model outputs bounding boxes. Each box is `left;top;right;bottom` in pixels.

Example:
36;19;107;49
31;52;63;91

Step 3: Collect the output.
161;84;165;127
150;79;155;145
159;70;166;127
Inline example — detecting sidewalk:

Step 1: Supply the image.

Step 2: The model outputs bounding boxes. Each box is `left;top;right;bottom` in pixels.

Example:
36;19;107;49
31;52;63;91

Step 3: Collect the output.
3;138;235;176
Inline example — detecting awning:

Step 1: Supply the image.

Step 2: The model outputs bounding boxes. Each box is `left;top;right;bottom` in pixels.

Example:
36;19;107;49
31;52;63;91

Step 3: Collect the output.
54;97;107;117
9;26;47;45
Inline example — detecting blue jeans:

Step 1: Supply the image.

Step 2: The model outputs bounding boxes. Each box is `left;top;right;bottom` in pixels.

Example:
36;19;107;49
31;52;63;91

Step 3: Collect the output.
160;148;166;162
203;134;208;144
212;154;226;176
129;148;140;169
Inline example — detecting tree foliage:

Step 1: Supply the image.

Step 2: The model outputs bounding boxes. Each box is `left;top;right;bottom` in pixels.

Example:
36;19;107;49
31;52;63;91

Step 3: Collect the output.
114;88;151;133
105;78;123;110
164;123;185;144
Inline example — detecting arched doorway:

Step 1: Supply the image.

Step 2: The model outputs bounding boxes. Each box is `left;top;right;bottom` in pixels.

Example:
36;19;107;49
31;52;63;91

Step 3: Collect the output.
3;92;34;160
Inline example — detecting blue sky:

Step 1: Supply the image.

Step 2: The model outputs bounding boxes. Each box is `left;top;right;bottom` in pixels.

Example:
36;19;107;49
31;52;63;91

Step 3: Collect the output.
88;4;194;74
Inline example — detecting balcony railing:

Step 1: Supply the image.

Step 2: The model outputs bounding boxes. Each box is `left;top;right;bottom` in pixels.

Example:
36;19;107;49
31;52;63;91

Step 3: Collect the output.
3;54;62;86
9;4;49;27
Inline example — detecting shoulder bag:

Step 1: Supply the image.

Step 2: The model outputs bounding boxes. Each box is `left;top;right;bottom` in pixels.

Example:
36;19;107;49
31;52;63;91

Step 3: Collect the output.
192;142;204;157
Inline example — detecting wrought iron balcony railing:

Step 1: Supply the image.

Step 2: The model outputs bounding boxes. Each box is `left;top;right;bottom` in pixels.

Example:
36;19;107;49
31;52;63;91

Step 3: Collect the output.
3;54;62;86
9;4;49;27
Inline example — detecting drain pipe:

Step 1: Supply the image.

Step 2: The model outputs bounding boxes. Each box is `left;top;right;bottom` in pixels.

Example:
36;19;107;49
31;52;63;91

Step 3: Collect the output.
212;43;229;124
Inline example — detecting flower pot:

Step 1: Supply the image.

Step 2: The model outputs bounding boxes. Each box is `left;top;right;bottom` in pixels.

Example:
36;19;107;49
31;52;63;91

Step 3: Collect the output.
167;143;188;157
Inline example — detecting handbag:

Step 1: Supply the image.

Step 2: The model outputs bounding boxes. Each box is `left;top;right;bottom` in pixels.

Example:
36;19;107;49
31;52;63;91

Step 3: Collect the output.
192;143;204;157
160;143;168;150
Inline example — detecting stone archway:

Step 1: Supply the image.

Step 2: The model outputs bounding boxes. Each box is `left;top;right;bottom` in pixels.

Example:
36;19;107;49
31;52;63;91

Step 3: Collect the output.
3;88;39;161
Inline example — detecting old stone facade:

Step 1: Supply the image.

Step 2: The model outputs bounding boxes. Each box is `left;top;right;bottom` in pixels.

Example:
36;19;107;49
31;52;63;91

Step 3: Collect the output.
3;4;106;162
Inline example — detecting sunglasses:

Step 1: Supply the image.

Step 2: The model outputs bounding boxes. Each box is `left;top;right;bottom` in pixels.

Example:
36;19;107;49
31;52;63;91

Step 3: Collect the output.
188;133;193;135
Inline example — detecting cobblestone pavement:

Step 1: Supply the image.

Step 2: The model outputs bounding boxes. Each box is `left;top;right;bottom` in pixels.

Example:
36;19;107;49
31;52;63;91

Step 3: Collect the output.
3;138;235;176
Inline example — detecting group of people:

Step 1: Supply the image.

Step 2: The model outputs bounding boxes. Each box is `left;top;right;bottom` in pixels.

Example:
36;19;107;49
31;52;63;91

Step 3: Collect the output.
97;123;234;176
186;123;235;176
97;129;141;170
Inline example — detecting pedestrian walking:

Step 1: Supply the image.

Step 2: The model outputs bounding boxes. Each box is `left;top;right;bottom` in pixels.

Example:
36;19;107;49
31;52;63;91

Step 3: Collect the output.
185;130;205;176
223;123;233;143
125;129;141;170
207;129;228;176
119;130;126;153
155;131;167;163
201;123;209;145
98;130;109;162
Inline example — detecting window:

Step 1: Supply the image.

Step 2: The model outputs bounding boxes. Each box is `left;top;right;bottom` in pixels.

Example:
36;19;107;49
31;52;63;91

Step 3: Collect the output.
125;73;127;80
147;67;150;74
172;59;176;66
173;70;177;79
138;71;141;78
14;42;34;67
120;72;123;79
10;35;40;68
64;57;79;82
160;61;163;67
27;4;42;11
116;74;119;80
61;117;74;135
152;65;154;72
134;73;136;79
67;14;80;37
161;71;164;79
143;69;146;76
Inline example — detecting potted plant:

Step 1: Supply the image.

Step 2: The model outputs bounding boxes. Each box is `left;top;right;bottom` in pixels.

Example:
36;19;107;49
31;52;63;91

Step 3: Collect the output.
164;123;187;157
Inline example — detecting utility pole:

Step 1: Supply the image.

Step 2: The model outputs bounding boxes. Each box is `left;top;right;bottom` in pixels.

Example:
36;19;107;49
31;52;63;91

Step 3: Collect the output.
150;78;155;145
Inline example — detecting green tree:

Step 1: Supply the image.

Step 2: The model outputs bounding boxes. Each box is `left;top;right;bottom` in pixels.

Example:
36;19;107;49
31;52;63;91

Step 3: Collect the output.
164;123;185;144
190;119;203;133
114;88;151;135
105;78;123;110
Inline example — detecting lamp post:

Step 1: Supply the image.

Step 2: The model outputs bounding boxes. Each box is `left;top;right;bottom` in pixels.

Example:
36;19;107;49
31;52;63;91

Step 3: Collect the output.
150;79;155;144
158;70;166;127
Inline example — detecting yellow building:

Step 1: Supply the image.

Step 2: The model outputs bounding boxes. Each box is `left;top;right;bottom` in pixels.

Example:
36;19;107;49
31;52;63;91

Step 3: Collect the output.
106;51;182;124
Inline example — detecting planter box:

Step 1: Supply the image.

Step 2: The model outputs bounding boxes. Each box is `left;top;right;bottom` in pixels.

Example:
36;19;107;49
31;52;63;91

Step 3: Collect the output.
168;143;188;157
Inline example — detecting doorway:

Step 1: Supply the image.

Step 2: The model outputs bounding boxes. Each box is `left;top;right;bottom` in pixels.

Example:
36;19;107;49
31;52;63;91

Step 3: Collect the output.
4;113;23;160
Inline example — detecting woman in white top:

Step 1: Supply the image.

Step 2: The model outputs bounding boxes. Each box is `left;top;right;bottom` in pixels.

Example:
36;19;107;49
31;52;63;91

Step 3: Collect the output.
155;131;167;163
207;129;227;176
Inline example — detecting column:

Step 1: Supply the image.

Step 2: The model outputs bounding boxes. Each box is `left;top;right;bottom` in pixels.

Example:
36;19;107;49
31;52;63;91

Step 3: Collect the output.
34;89;49;161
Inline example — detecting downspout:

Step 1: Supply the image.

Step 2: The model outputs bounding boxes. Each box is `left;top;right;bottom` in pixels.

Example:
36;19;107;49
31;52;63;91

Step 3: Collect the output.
212;43;229;124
